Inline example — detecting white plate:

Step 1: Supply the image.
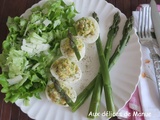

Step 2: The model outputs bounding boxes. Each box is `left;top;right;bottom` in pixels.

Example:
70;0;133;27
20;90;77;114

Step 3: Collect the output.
15;0;141;120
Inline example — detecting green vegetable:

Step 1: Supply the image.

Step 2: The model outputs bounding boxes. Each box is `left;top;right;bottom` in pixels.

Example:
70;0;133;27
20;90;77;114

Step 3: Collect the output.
68;30;81;60
104;12;120;61
102;12;120;116
109;16;133;70
87;73;102;118
101;12;120;117
87;12;120;118
86;12;102;118
50;77;74;106
0;0;77;104
71;15;134;113
96;34;116;117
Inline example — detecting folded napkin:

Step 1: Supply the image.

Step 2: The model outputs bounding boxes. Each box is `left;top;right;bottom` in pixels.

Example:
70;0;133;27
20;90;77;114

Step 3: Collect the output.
118;88;144;120
117;4;160;120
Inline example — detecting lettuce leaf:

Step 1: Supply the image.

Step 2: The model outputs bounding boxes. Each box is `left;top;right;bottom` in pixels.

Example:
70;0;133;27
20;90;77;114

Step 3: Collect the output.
0;0;77;104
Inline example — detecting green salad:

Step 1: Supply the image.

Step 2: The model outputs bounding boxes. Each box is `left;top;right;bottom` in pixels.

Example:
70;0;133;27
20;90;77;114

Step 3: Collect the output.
0;0;77;104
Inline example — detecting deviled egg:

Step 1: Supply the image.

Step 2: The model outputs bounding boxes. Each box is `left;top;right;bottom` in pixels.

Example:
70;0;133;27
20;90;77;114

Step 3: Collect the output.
50;57;82;83
60;36;85;61
45;80;77;106
75;17;100;43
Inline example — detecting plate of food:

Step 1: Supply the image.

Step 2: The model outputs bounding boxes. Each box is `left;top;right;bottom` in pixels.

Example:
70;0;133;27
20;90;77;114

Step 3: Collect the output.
0;0;141;120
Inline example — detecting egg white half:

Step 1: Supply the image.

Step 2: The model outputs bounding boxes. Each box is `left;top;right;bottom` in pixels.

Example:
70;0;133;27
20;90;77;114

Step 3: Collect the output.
60;36;85;61
50;57;82;83
45;80;77;107
75;17;100;44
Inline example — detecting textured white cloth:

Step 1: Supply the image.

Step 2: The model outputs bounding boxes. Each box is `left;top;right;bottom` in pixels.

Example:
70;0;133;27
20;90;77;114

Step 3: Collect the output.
133;9;160;120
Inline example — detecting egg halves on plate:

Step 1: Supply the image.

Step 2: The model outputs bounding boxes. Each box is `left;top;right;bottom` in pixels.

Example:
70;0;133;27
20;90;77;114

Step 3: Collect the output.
60;36;85;61
75;17;100;44
45;80;77;106
50;57;82;83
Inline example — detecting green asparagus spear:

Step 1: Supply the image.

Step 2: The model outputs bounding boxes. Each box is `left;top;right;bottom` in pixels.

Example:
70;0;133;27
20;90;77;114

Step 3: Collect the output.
109;16;133;70
87;12;120;118
71;16;134;112
94;12;116;116
103;12;120;116
104;12;120;60
87;73;102;118
96;35;116;117
68;30;81;60
50;77;74;107
87;12;103;119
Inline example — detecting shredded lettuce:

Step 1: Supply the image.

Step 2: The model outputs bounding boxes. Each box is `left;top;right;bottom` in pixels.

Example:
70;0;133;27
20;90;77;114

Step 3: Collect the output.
0;0;77;104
